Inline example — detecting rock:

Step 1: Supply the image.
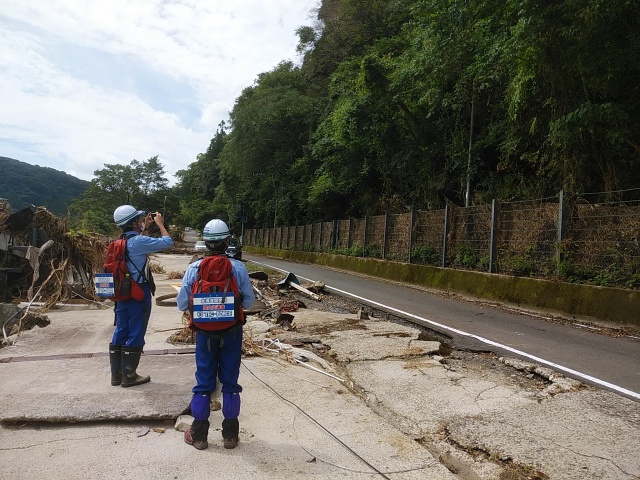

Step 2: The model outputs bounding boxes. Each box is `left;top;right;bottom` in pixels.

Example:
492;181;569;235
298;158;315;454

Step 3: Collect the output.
174;415;194;432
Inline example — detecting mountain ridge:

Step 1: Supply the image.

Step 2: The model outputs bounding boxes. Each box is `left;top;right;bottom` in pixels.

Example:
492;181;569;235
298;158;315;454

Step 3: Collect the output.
0;156;88;216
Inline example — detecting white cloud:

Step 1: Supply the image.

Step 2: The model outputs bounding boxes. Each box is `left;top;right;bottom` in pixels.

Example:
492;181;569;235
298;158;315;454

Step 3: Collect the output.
0;0;318;183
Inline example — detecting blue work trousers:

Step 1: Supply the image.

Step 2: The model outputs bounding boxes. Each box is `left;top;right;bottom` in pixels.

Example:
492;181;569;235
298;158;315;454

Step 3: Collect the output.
192;325;243;395
111;283;152;348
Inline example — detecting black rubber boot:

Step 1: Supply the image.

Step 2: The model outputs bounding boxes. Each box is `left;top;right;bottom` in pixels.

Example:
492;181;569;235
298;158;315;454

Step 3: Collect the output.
109;344;122;386
222;418;239;449
121;346;150;387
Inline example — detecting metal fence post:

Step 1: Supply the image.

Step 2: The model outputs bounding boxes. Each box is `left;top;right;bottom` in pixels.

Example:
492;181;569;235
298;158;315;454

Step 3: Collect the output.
383;213;389;260
246;188;640;289
556;190;567;273
302;224;306;250
363;216;368;257
408;209;415;264
489;199;499;273
442;205;449;267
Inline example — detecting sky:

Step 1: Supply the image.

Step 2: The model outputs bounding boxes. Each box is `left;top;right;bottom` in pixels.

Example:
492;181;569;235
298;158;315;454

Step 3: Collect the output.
0;0;319;184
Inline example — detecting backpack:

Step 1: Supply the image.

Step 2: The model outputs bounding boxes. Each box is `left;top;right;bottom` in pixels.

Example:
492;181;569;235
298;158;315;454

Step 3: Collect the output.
94;236;145;302
187;255;244;332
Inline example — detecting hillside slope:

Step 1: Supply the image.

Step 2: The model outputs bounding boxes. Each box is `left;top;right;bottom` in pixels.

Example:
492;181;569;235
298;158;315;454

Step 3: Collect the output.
0;156;88;216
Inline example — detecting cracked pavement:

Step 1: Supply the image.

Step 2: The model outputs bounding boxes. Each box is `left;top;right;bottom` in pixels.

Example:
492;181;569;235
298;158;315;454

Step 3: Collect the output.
0;253;639;480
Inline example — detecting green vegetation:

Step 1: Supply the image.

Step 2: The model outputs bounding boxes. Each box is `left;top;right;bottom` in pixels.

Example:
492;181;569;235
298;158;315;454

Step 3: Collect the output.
499;246;539;277
558;255;640;289
212;0;640;226
66;156;174;235
335;245;366;257
4;0;640;259
412;246;439;266
0;157;88;216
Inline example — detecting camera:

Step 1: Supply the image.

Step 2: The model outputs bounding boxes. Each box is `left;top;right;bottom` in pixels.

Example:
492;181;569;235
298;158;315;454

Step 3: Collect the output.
151;213;157;219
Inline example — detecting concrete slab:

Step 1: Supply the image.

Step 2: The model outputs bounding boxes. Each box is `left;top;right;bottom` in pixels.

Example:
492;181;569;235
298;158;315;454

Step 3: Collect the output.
275;309;442;362
341;338;640;480
446;389;640;480
0;354;193;422
1;252;639;480
0;354;456;480
278;306;640;479
345;353;534;436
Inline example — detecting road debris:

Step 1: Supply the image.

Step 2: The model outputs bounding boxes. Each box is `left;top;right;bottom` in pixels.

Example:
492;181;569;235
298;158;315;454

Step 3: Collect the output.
277;272;321;301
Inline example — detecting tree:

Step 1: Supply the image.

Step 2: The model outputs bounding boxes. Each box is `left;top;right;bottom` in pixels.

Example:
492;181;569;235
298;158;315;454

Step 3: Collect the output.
173;123;229;229
498;0;640;195
216;62;321;227
68;156;172;234
74;0;640;234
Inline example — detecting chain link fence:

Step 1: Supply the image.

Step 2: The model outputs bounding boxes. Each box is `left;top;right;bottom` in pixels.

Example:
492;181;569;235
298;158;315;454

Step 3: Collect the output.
244;189;640;289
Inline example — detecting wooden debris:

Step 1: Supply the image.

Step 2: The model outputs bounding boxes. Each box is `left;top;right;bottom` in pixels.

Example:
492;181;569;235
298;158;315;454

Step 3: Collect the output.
287;281;321;301
0;206;109;311
277;272;321;301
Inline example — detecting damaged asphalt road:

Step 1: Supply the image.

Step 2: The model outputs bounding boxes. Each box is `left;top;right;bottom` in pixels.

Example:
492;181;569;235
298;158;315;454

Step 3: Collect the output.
0;253;638;480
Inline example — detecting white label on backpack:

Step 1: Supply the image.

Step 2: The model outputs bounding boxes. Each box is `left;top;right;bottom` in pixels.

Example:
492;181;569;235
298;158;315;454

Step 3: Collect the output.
192;293;235;321
94;273;115;297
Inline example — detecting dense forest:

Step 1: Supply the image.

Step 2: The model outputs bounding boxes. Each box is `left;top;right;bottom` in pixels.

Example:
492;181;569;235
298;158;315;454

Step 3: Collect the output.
0;157;88;216
21;0;640;236
177;0;640;231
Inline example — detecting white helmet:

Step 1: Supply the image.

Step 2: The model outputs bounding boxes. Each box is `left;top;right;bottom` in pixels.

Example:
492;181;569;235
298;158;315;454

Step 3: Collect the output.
113;205;146;227
202;219;230;242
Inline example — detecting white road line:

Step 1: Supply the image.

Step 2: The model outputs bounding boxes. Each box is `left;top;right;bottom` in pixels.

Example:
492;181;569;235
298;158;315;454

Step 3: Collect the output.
251;260;640;401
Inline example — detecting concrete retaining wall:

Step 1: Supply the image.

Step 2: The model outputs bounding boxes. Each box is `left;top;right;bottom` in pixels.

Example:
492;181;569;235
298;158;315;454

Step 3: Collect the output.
246;247;640;329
